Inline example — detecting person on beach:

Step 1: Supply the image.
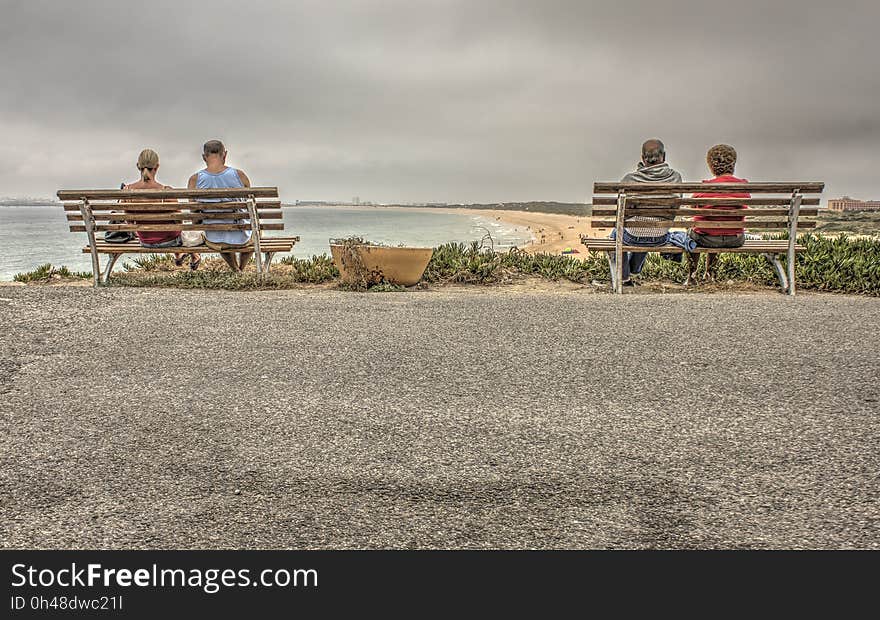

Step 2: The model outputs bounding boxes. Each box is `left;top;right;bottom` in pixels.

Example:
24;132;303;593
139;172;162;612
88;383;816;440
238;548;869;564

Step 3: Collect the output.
188;140;254;272
123;149;201;270
607;139;682;286
685;144;750;284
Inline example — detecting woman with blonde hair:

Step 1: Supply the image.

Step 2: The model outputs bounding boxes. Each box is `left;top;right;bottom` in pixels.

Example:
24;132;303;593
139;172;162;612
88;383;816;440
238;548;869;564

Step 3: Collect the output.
123;149;200;269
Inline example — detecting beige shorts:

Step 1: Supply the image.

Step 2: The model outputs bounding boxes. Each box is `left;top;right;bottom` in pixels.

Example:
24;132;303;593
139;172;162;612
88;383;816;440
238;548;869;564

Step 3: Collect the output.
203;237;254;251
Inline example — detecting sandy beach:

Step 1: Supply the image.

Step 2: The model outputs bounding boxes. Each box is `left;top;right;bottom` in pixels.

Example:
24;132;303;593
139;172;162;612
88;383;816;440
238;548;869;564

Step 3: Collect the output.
469;209;602;255
357;205;599;255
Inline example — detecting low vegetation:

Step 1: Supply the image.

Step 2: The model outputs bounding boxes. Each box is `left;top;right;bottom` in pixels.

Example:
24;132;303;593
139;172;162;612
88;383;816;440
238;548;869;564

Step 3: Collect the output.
637;233;880;295
12;233;880;296
423;242;606;284
113;254;339;289
814;210;880;236
13;263;91;283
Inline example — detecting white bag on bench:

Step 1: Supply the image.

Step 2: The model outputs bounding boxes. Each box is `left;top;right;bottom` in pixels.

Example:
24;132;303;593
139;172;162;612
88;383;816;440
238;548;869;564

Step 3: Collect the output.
181;231;204;247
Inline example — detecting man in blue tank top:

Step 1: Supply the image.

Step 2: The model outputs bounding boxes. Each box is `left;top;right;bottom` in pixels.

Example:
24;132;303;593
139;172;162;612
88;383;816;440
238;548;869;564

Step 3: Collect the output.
188;140;254;272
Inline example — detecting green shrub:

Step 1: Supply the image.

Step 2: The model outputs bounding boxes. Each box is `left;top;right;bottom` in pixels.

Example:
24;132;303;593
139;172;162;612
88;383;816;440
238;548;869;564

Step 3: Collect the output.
278;254;339;283
423;242;606;284
794;233;880;295
14;264;91;283
111;270;301;290
367;283;406;293
609;232;880;295
123;254;176;272
14;233;880;296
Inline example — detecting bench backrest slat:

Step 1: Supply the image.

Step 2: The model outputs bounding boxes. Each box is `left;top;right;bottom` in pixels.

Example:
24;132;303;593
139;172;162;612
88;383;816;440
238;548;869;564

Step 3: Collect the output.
593;182;824;194
66;211;283;222
590;208;819;217
57;187;278;201
588;181;823;232
64;205;281;216
69;223;285;233
590;197;821;206
59;186;285;235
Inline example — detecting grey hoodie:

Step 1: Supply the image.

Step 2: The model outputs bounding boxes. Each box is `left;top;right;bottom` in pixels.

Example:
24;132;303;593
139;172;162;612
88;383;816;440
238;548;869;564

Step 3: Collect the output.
621;161;682;185
620;162;682;238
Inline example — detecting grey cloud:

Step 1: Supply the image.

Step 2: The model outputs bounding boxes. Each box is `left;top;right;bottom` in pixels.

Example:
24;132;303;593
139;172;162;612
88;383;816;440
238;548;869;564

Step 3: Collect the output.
1;0;878;202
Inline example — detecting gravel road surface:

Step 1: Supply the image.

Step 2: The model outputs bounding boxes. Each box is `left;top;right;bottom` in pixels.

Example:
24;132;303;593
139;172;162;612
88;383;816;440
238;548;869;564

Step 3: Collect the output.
1;285;878;549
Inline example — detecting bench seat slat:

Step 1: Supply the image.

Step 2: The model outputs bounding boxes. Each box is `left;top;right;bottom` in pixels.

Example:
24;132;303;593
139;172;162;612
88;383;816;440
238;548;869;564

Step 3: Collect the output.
83;237;299;254
590;221;816;230
580;239;803;254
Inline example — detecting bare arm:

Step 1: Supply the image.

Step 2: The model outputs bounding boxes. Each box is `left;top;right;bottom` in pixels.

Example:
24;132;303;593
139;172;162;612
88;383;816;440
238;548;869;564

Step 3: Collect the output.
187;174;199;211
236;169;251;188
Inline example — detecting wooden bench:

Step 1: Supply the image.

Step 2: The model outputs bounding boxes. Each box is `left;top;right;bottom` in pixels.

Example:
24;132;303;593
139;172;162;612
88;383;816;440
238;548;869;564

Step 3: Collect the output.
580;182;825;295
57;187;299;286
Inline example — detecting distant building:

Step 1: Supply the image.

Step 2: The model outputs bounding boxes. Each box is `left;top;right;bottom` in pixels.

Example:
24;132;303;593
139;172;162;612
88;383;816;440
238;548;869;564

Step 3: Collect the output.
828;196;880;212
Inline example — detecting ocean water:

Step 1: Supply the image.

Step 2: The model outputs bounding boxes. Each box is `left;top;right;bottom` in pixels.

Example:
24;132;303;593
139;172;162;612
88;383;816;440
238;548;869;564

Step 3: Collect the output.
0;206;532;280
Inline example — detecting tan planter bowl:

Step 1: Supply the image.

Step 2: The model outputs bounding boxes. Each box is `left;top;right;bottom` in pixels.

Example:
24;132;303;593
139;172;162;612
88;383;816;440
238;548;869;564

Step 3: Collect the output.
330;244;434;287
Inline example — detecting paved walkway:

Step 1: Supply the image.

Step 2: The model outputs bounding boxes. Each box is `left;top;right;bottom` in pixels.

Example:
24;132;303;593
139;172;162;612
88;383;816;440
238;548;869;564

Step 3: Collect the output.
1;285;878;548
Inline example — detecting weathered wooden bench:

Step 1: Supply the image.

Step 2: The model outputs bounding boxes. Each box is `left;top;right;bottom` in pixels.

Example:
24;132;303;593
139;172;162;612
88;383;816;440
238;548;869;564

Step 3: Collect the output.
580;182;825;295
57;187;299;286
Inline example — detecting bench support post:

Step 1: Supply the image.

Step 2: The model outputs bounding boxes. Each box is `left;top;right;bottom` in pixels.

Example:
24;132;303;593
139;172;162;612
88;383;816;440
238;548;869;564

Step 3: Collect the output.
102;254;121;284
787;191;802;296
79;199;101;287
762;253;789;293
614;191;626;294
605;253;617;291
264;252;275;274
247;195;263;274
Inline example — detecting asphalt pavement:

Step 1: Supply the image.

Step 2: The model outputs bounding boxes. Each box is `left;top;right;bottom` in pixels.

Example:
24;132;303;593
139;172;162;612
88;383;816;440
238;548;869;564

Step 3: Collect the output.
1;285;877;549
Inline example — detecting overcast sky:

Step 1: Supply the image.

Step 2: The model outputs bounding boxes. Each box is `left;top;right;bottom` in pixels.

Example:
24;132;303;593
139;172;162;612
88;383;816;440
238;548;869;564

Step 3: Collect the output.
1;0;877;203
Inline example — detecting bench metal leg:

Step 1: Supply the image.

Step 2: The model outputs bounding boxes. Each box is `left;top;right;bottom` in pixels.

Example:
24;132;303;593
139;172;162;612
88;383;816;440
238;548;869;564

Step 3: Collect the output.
605;252;618;291
264;252;274;274
79;200;101;287
763;253;789;293
102;254;121;284
787;192;802;297
614;193;626;294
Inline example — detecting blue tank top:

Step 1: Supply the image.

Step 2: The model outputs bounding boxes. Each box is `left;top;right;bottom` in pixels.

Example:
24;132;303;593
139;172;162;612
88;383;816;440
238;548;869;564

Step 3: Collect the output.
196;167;251;245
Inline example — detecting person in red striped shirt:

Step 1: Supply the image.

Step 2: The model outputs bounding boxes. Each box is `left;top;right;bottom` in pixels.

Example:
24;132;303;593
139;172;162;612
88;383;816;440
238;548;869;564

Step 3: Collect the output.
686;144;749;283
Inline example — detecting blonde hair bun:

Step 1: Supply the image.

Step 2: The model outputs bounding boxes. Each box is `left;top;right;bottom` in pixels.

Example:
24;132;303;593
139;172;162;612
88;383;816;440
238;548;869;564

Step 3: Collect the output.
137;148;160;182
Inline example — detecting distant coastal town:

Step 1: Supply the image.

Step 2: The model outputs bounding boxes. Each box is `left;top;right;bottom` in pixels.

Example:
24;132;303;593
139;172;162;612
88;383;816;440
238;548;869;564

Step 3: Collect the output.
827;196;880;212
5;195;880;214
0;198;59;207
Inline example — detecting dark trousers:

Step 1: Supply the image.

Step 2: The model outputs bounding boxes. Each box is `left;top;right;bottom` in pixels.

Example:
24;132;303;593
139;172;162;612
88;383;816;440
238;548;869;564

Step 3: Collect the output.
688;230;745;249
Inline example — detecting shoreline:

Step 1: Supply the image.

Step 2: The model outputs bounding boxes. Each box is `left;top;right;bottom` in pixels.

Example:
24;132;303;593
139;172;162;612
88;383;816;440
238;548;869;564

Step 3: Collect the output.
303;204;600;255
461;208;602;254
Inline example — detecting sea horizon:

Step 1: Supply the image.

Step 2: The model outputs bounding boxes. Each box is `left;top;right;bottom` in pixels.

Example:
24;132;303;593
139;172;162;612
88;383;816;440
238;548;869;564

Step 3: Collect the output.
0;204;534;281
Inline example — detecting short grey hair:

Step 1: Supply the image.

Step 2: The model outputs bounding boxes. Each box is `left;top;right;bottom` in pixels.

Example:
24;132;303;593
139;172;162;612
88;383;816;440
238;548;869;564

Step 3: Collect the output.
641;139;666;165
203;140;226;156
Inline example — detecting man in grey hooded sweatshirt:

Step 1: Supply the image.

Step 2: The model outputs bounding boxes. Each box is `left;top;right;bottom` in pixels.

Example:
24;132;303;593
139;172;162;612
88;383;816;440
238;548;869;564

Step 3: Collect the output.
608;139;682;286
